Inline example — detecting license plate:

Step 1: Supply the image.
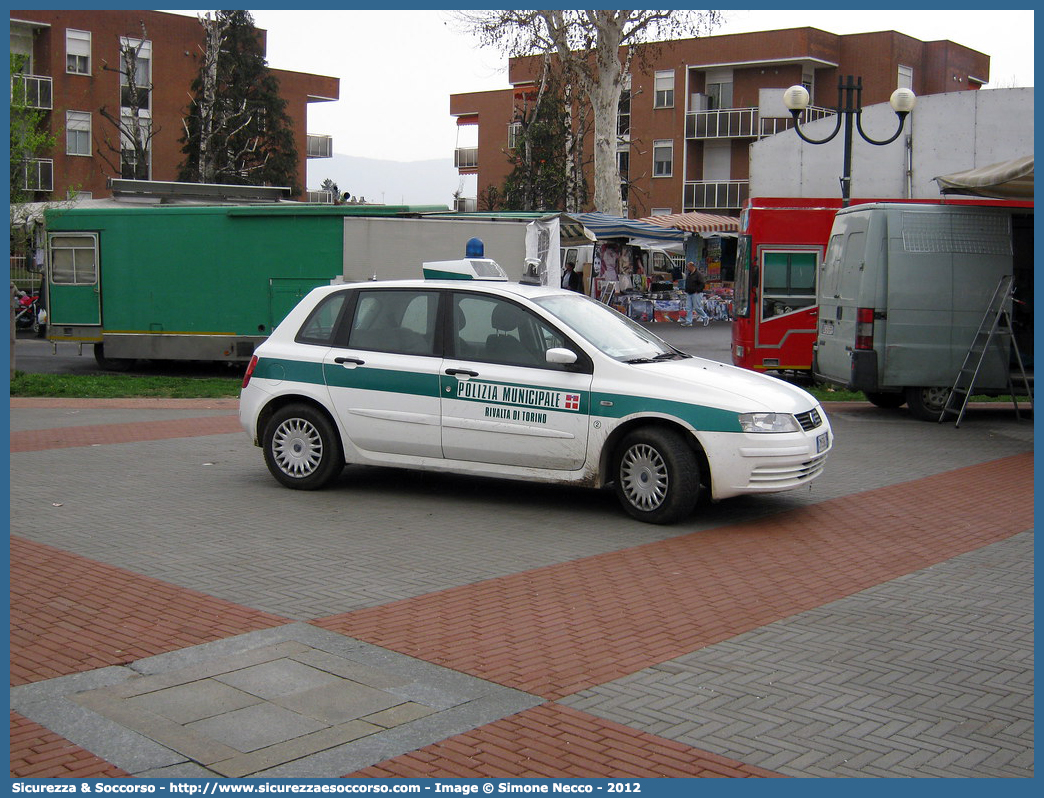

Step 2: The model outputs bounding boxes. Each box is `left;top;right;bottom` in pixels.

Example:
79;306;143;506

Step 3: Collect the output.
821;320;834;335
817;432;829;453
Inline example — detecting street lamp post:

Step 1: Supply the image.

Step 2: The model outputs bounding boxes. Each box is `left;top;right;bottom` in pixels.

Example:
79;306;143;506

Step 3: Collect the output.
783;76;916;206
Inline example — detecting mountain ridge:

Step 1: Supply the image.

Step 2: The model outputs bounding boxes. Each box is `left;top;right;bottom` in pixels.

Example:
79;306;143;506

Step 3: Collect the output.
307;153;462;207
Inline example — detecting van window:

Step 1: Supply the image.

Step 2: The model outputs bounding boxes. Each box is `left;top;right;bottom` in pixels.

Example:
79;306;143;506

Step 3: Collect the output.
819;233;847;299
762;252;816;318
733;234;752;318
840;232;866;300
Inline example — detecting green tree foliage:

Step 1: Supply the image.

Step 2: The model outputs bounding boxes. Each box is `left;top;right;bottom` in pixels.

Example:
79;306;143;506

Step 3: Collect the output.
178;10;299;193
9;53;56;205
502;74;587;211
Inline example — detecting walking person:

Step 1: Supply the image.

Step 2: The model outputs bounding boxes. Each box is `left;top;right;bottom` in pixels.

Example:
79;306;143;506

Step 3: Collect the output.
681;261;711;327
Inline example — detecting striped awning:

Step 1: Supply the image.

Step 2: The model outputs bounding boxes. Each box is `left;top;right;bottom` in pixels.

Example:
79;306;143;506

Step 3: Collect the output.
568;211;688;243
934;156;1034;200
637;211;740;236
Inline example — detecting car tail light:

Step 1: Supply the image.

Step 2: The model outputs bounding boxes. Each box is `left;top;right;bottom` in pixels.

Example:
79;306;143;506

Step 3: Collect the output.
242;355;258;389
855;307;875;350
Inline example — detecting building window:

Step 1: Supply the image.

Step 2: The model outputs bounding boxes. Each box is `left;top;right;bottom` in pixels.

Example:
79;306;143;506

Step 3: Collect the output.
11;74;52;110
11;28;34;74
66;111;91;156
654;70;675;108
120;113;151;179
705;68;734;110
507;121;522;150
706;80;733;110
22;159;54;192
617;149;629;203
66;29;91;75
898;65;914;90
653;140;673;177
617;74;631;137
119;36;152;111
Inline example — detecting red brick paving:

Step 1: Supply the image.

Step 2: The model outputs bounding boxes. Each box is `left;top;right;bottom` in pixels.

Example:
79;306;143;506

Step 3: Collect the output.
350;703;782;778
10;415;242;452
316;453;1033;701
11;713;129;779
9;401;1032;780
10;537;290;686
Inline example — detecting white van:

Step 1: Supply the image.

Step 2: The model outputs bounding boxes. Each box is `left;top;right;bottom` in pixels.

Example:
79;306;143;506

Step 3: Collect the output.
814;202;1033;420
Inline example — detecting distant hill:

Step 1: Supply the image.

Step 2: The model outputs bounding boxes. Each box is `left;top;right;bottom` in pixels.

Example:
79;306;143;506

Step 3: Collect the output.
307;153;461;207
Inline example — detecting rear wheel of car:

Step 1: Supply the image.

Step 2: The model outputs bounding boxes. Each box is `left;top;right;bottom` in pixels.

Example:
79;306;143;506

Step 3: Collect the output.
263;403;344;489
905;386;950;422
614;427;700;525
865;391;906;409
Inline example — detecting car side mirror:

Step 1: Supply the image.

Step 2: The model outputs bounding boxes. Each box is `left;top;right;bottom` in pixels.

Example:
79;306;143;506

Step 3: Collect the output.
545;347;578;365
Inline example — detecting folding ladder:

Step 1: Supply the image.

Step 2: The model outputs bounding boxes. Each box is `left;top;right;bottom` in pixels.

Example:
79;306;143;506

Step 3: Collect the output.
940;274;1033;427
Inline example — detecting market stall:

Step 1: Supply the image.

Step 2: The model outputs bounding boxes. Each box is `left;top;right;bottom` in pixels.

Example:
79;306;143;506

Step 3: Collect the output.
524;210;739;323
636;211;741;322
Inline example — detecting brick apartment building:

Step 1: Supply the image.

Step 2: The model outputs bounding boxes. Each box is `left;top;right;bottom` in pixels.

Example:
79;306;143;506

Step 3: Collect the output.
449;26;989;217
9;9;339;201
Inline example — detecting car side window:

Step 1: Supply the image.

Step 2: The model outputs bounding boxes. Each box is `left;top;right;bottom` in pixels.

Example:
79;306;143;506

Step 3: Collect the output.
347;289;438;356
296;291;350;345
452;294;568;368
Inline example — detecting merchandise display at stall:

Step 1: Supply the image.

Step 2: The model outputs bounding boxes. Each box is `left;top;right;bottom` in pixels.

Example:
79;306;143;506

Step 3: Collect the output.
592;238;733;324
611;285;734;323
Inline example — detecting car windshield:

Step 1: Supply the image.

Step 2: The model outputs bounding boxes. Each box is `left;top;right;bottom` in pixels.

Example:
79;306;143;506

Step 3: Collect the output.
533;293;684;362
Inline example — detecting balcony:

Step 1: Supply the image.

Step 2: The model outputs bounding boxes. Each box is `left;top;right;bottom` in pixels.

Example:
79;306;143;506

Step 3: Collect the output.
306;134;333;158
684;180;748;211
686;105;834;140
11;73;52;110
455;147;478;170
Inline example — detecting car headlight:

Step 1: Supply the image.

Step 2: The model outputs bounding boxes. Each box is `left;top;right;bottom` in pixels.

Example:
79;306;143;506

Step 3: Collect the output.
738;412;801;433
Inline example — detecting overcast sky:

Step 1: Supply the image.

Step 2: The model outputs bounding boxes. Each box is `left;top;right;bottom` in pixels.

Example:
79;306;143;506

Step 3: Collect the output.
166;8;1034;177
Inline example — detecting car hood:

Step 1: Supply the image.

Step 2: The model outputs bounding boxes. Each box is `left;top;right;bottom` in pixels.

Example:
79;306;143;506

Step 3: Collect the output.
617;355;820;415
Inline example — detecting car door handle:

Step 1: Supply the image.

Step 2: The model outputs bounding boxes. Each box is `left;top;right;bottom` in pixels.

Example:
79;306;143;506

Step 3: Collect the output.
335;356;365;366
445;368;478;377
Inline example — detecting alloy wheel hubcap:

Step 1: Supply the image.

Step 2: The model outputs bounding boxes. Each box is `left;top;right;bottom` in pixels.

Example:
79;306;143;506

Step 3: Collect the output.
620;443;668;511
272;418;323;477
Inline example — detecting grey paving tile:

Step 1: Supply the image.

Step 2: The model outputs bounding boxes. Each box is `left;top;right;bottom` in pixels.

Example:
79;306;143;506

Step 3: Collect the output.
562;531;1034;778
272;681;403;724
214;659;343;700
186;702;328;752
11;624;543;778
125;680;262;725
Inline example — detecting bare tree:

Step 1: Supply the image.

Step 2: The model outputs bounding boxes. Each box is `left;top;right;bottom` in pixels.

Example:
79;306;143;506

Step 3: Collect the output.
457;10;721;216
97;24;157;180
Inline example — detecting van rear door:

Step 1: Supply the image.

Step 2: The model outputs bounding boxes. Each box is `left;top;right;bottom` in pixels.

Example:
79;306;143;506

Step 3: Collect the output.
814;213;868;386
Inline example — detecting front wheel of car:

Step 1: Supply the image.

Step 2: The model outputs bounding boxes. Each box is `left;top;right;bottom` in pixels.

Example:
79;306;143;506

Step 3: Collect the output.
614;427;700;525
262;403;344;490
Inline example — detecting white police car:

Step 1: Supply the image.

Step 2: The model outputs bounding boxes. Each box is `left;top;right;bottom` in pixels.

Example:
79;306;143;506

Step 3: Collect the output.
240;257;831;524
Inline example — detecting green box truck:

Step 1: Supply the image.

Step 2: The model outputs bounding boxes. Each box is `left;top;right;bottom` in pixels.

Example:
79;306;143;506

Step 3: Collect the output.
41;201;531;369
